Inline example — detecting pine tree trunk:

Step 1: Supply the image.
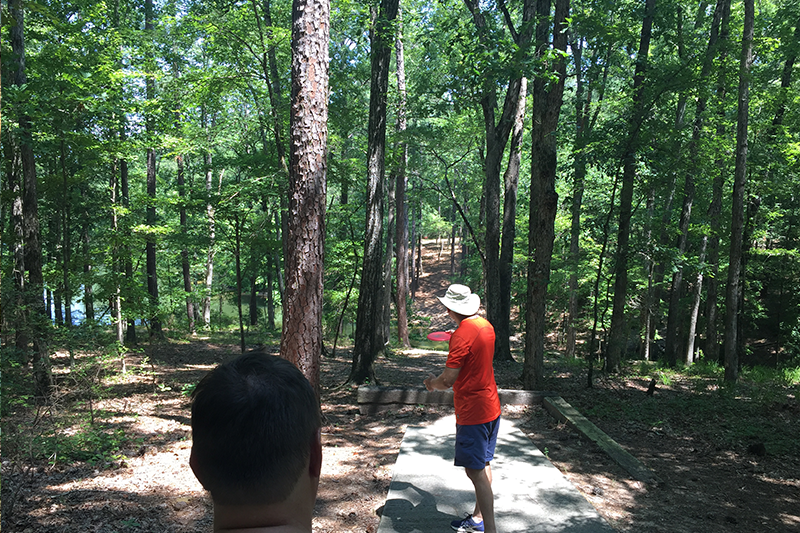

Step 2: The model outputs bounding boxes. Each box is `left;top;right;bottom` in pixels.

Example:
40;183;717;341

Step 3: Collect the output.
281;0;329;394
723;0;754;383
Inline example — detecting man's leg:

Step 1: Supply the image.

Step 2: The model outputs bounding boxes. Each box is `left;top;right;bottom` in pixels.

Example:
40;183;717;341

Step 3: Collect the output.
465;464;495;533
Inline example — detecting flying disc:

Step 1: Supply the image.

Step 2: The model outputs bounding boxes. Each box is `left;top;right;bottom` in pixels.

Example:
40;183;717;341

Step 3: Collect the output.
427;331;452;342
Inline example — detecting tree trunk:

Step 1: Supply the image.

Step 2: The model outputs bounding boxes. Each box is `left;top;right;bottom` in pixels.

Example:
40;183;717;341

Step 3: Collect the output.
523;0;569;390
83;220;94;323
267;261;276;330
723;0;754;383
177;155;195;334
410;201;418;300
10;0;52;398
498;77;526;362
566;35;587;359
705;0;731;364
394;6;410;347
202;151;216;328
664;1;724;367
145;148;162;337
349;0;399;385
382;133;396;346
606;0;655;373
144;0;162;338
463;0;534;363
60;140;73;327
121;153;137;344
234;215;246;353
249;277;259;326
280;0;329;395
111;158;125;344
9;112;29;359
685;235;708;364
257;0;289;178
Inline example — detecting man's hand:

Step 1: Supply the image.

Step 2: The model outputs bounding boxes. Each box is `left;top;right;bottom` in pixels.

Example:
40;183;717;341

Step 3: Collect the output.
424;373;436;391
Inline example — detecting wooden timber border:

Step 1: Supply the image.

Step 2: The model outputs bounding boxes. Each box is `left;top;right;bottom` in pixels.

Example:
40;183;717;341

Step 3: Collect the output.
357;385;659;484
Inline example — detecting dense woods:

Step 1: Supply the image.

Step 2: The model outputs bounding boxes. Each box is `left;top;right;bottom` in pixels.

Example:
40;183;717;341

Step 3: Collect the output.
2;0;800;398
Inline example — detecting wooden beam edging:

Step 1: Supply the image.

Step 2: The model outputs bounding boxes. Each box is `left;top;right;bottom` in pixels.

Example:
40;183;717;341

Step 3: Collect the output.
357;386;558;415
543;396;661;485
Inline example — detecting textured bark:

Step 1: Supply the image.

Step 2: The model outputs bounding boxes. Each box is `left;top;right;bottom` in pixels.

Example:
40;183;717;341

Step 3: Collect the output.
606;0;655;373
523;0;569;389
280;0;329;395
394;8;410;347
10;0;52;398
723;0;754;383
349;0;399;385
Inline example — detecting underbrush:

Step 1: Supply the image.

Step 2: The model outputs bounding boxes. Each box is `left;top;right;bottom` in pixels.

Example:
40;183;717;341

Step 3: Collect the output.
1;340;142;470
559;357;800;458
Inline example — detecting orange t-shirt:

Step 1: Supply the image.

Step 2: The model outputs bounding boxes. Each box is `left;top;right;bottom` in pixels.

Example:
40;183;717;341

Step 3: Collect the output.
446;316;501;425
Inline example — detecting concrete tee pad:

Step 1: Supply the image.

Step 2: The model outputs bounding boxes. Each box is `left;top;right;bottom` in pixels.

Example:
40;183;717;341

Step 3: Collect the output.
377;414;616;533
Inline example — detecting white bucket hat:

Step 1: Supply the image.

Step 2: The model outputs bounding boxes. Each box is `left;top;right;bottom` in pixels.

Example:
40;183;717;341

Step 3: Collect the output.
438;284;480;317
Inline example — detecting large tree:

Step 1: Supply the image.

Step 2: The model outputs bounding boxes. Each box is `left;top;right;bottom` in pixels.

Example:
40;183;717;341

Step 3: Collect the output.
7;0;52;398
349;0;400;385
605;0;656;373
523;0;569;389
463;0;534;363
723;0;755;383
280;0;330;394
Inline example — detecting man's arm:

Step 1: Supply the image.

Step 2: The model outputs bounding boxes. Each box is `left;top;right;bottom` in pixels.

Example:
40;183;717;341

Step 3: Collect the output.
424;367;460;391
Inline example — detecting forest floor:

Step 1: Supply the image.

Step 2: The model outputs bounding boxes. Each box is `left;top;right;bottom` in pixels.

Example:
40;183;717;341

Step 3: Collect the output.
2;239;800;533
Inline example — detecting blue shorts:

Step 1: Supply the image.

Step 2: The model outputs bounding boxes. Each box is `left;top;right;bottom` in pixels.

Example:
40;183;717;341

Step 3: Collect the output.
454;416;500;470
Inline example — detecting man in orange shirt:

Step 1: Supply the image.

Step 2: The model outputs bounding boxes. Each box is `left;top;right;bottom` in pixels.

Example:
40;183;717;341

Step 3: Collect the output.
424;284;501;533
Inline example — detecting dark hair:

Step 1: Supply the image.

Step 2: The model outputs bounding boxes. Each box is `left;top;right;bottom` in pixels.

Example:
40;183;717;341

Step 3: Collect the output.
190;351;321;506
